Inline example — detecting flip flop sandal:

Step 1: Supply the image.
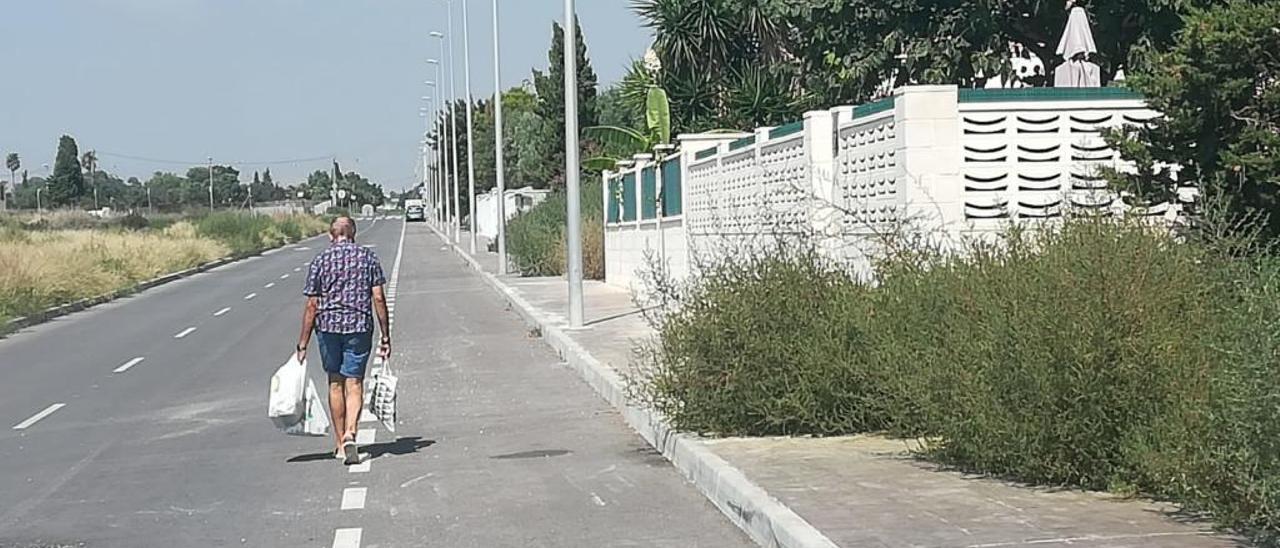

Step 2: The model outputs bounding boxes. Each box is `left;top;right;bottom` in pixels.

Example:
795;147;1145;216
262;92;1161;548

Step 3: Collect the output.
342;435;359;465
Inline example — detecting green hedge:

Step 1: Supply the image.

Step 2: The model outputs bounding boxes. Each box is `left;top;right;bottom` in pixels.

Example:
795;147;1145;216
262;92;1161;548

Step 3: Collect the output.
636;220;1280;544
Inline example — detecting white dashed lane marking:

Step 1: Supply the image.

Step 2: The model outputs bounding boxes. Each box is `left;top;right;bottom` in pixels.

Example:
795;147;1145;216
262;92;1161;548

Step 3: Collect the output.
280;274;289;279
12;403;66;430
173;327;197;339
264;282;275;289
332;528;361;548
213;307;231;317
113;357;145;374
348;460;371;473
340;487;367;510
294;267;302;272
356;429;375;445
244;293;257;301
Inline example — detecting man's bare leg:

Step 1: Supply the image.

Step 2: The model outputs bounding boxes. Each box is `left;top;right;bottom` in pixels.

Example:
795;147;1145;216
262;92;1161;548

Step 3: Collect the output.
344;378;363;445
328;375;347;455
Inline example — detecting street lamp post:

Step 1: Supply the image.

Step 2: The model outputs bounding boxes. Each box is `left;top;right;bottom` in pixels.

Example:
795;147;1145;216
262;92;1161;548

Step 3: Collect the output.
424;79;440;227
492;0;508;274
440;1;462;244
462;0;478;254
563;0;585;328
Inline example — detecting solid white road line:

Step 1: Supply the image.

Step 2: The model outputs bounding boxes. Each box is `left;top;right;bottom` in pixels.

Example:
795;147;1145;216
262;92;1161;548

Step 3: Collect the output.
264;282;276;289
113;357;145;374
13;403;67;430
174;327;197;339
332;528;361;548
340;487;367;510
213;307;231;317
244;293;257;300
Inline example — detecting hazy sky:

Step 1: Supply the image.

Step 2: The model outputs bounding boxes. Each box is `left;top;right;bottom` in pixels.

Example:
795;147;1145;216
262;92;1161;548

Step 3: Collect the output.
0;1;652;191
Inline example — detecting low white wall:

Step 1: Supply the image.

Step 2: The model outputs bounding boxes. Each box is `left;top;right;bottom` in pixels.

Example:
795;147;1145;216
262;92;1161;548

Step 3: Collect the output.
604;219;688;293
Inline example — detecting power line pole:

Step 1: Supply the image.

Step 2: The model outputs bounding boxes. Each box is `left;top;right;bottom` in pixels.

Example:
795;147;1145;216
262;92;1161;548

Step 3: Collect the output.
208;157;214;210
492;0;508;274
564;0;584;328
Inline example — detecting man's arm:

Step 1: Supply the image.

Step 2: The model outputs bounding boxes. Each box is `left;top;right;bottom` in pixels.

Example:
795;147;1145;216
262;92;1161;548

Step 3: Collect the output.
296;296;318;362
372;285;391;358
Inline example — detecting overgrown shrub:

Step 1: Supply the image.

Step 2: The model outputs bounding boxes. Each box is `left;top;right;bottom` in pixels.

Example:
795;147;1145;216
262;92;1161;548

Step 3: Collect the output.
506;181;604;279
636;219;1280;543
194;212;324;255
119;212;150;231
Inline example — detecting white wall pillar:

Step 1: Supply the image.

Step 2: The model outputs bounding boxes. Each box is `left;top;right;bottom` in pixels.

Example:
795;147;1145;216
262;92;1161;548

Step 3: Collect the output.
895;85;964;239
803;110;841;258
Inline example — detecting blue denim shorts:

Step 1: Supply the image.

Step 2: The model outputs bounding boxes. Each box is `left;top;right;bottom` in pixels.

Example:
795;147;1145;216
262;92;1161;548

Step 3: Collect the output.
317;331;373;379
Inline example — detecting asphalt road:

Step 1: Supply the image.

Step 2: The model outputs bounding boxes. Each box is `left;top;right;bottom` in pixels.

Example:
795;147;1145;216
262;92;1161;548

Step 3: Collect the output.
0;218;752;548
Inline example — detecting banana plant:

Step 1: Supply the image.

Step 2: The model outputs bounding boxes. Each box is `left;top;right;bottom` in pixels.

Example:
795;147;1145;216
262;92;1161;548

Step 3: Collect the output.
583;85;672;172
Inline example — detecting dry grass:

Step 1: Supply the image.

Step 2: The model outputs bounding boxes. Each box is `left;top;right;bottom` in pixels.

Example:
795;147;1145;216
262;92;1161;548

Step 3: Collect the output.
0;226;228;323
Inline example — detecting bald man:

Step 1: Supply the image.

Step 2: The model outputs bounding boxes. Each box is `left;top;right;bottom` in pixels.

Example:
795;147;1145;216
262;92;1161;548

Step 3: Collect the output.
296;217;391;464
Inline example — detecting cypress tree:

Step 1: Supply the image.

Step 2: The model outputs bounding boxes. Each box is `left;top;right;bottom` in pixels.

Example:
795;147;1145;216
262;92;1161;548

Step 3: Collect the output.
48;135;86;206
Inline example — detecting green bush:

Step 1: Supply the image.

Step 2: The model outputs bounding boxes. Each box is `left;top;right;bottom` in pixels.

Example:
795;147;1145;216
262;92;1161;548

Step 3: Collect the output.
637;219;1280;543
506;181;604;279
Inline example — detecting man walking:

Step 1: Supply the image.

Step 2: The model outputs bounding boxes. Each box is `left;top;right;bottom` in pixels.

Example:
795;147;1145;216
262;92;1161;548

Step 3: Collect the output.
296;217;391;464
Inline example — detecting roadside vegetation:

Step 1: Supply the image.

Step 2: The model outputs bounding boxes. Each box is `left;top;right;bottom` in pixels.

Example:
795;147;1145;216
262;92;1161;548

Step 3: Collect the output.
0;211;326;328
633;219;1280;543
505;181;604;279
629;0;1280;542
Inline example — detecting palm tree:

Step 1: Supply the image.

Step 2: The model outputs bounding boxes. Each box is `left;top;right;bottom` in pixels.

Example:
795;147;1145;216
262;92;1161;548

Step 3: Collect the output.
81;150;98;209
4;152;17;211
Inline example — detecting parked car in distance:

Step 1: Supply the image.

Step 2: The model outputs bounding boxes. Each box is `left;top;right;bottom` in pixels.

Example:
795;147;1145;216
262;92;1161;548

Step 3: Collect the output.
404;199;425;222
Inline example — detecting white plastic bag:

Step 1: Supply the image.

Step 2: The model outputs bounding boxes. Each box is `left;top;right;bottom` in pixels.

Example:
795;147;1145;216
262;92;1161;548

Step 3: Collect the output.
369;360;398;433
268;355;306;426
281;379;331;437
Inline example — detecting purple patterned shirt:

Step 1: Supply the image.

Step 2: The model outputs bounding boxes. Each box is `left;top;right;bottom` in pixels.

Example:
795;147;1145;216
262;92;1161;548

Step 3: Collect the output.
303;241;387;334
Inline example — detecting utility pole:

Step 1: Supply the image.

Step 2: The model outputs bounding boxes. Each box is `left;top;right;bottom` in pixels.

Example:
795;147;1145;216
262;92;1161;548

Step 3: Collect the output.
492;0;508;274
564;0;584;328
462;0;478;254
208;157;214;210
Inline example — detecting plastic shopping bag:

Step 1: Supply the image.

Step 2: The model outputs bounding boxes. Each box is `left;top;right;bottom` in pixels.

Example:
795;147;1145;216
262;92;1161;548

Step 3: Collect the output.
268;355;306;427
281;379;331;437
369;360;398;433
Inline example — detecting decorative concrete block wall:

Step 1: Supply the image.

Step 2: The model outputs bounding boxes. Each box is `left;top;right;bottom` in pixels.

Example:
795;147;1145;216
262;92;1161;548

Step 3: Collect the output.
602;85;1166;288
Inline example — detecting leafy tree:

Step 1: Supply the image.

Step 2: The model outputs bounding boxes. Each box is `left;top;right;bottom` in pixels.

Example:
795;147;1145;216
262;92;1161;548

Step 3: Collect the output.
186;164;242;207
47;135;86;207
531;17;600;188
1107;0;1280;241
633;0;1209;130
262;168;274;186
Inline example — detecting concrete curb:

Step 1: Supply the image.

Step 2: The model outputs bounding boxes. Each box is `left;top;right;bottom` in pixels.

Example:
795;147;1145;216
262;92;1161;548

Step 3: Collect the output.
3;236;316;336
428;225;839;548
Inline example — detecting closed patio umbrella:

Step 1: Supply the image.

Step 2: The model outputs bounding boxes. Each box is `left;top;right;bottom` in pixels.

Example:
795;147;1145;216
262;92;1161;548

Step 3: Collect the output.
1054;6;1101;87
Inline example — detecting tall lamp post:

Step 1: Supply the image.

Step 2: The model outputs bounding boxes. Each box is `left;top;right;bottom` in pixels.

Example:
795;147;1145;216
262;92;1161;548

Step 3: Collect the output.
424;79;441;227
492;0;508;274
439;2;462;243
563;0;585;328
461;0;478;254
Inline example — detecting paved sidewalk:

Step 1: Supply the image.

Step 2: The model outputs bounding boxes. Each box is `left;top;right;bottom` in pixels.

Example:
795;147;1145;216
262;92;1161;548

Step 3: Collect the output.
440;226;1248;548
